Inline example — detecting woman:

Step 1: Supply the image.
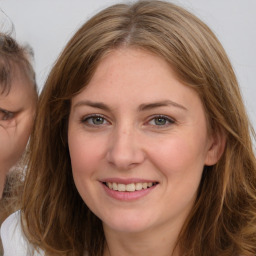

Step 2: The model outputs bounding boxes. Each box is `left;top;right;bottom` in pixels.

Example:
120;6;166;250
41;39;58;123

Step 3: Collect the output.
1;1;256;255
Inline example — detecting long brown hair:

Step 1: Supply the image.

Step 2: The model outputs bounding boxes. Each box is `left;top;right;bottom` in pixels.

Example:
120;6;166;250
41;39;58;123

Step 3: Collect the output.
22;1;256;255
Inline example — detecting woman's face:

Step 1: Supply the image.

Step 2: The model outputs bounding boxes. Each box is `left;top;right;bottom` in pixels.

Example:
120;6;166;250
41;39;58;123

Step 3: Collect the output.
0;67;36;174
68;48;219;236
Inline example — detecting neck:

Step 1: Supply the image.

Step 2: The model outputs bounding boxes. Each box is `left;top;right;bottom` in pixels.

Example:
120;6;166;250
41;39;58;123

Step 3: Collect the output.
103;223;181;256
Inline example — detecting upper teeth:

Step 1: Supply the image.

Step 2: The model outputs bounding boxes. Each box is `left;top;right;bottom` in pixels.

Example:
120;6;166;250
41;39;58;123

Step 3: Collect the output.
106;182;156;192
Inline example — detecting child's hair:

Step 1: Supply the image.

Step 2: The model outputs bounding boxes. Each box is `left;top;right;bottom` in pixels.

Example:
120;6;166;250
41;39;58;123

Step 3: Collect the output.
21;1;256;255
0;33;37;95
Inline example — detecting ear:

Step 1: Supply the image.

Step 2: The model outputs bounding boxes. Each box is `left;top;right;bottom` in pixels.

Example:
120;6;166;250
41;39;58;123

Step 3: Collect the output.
204;128;226;166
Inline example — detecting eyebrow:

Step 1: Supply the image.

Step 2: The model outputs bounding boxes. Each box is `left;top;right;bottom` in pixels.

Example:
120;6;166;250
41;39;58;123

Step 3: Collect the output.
0;107;22;114
73;100;111;111
138;100;187;111
73;99;187;112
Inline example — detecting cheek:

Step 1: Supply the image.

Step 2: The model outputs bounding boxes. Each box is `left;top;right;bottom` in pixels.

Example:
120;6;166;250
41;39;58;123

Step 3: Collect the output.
0;120;32;170
148;134;207;215
68;133;105;207
148;132;208;178
68;132;103;178
16;117;34;152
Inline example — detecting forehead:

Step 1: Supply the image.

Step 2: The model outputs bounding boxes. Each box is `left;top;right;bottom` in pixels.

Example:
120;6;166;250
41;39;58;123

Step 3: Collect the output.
80;48;177;94
71;48;203;113
0;68;36;110
0;61;31;93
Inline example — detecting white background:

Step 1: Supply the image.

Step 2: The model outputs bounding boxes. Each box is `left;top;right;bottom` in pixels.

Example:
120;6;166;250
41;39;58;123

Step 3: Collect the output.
0;0;255;130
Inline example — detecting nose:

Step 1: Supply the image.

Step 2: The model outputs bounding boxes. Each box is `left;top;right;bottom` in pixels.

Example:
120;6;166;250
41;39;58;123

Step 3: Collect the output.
106;126;145;170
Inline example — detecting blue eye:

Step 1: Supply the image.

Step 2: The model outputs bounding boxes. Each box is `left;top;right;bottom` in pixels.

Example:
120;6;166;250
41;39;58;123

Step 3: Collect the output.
82;115;109;126
148;115;174;126
0;109;14;121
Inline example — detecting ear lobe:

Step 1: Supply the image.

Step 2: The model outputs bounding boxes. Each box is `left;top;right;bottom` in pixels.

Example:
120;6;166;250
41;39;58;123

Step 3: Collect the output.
204;128;226;166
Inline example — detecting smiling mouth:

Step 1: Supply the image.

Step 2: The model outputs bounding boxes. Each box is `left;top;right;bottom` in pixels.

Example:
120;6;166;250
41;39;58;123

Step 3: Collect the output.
103;182;158;192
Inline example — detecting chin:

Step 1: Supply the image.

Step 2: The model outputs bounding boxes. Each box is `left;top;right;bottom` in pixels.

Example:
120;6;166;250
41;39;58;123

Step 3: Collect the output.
102;213;154;234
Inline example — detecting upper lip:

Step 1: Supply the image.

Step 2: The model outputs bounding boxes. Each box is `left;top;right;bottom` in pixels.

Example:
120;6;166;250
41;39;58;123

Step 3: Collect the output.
100;178;159;185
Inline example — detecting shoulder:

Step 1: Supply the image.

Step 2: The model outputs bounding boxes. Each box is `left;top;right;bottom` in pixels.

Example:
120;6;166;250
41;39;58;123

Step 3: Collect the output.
1;211;27;256
1;211;44;256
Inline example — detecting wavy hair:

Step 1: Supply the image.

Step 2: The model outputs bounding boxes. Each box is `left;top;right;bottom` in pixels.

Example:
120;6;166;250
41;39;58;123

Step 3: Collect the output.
22;1;256;255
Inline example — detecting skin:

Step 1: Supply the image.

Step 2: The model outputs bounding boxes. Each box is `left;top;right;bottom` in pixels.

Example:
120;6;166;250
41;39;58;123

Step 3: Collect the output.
68;48;223;256
0;65;36;198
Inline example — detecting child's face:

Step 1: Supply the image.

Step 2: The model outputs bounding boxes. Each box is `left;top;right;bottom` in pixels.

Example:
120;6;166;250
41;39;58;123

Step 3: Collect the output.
68;48;221;237
0;67;36;175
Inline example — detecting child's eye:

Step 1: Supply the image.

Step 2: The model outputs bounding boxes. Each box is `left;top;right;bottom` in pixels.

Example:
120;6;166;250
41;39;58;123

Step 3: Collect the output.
82;115;110;126
0;109;14;121
147;115;175;127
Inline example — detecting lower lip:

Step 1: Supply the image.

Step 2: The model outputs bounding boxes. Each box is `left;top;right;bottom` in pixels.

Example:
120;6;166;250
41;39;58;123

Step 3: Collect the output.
101;183;157;201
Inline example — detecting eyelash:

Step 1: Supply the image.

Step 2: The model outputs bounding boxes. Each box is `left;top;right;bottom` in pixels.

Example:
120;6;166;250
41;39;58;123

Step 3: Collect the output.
81;114;175;128
0;109;14;121
146;115;175;127
81;114;110;127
